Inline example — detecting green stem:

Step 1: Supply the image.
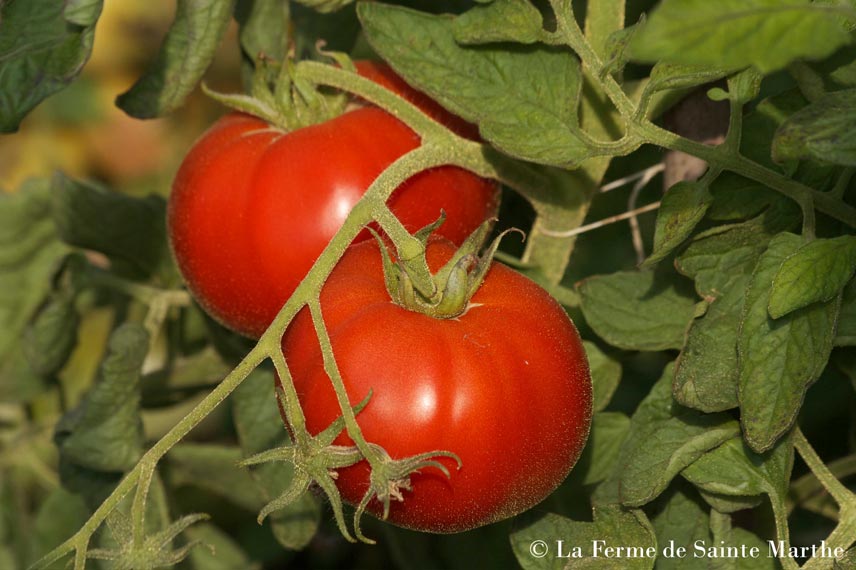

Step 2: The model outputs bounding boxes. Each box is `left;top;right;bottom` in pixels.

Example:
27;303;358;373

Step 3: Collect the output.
85;267;190;307
308;298;382;465
637;122;856;228
794;428;855;508
297;61;451;142
833;167;855;201
550;2;635;118
31;343;268;570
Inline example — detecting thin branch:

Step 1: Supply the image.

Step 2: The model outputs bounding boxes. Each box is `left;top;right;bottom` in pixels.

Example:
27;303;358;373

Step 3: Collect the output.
599;163;665;193
538;201;661;238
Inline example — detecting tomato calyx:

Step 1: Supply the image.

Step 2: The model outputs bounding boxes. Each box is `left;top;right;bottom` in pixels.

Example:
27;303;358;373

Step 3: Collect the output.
202;53;352;131
240;387;369;542
353;444;462;543
375;216;520;319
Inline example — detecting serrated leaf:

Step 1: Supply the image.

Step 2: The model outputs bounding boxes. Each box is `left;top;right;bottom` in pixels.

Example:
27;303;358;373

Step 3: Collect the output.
23;294;79;377
650;484;710;570
594;363;740;507
116;0;235;118
453;0;543;45
0;0;101;132
738;233;839;453
630;0;850;73
584;341;621;412
673;222;771;412
769;236;856;318
645;180;714;266
510;507;656;570
57;323;148;472
51;173;167;279
232;370;320;550
0;180;68;401
682;435;793;514
578;270;697;351
773;88;856;166
359;3;597;168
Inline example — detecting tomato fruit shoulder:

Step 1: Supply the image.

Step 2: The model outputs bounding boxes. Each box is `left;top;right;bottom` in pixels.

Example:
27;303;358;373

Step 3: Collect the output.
280;238;592;533
168;63;499;338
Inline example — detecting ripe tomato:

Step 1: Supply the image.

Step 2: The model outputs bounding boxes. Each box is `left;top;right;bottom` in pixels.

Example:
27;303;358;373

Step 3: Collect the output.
281;238;592;533
168;63;499;338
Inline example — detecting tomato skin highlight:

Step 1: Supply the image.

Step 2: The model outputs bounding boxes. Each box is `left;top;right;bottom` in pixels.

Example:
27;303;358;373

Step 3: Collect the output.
281;239;592;533
168;64;499;338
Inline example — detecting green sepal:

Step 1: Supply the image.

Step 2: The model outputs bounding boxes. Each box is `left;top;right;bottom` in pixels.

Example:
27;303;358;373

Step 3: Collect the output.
372;217;512;319
202;55;350;131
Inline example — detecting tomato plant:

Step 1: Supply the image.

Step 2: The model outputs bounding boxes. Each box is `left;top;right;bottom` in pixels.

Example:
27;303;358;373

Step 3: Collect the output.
168;62;499;338
8;1;856;569
281;237;592;533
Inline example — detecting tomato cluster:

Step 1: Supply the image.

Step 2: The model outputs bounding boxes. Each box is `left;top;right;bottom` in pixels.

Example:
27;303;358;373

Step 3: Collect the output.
168;62;592;533
168;62;499;338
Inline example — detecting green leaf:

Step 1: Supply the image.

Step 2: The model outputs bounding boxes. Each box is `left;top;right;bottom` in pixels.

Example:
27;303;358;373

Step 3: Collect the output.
695;490;761;514
234;0;289;78
453;0;543;45
572;412;631;487
0;179;68;401
0;0;102;132
23;294;79;377
645;63;734;95
584;341;621;412
57;323;148;472
595;363;740;507
673;222;771;412
630;0;850;73
232;370;320;550
510;507;656;570
116;0;235;118
584;0;626;59
359;3;597;168
650;484;710;570
578;270;697;351
835;547;856;569
184;523;257;570
51;173;167;279
682;435;793;514
63;0;103;26
836;279;856;345
166;444;262;512
645;180;714;266
769;236;856;318
28;488;89;567
738;233;839;452
773;88;856;166
707;173;789;222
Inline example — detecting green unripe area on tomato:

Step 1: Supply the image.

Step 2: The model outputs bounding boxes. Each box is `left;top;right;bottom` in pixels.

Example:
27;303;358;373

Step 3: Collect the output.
167;63;499;338
280;238;592;533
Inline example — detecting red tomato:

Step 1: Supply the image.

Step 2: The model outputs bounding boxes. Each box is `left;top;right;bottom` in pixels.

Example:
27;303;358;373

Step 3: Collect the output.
168;63;499;338
281;238;592;533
